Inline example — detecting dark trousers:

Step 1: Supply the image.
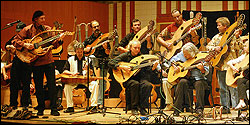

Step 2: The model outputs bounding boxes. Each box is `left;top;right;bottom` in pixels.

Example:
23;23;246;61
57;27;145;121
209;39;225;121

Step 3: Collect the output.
174;78;207;111
10;56;32;107
124;79;152;109
237;78;249;102
32;63;57;111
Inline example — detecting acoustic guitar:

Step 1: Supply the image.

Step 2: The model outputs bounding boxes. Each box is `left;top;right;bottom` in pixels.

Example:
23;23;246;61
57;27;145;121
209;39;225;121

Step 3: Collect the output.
85;29;117;56
113;54;159;83
132;20;156;44
226;54;249;88
51;21;64;55
210;14;246;68
199;17;211;51
167;52;210;83
14;31;74;63
160;12;202;60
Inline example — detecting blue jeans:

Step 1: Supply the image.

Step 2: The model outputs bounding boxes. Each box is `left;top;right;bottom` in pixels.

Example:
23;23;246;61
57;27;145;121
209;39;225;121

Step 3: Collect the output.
216;70;238;108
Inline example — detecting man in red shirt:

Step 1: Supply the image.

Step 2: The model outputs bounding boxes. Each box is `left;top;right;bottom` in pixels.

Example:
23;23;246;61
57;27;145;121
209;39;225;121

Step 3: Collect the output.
12;10;65;116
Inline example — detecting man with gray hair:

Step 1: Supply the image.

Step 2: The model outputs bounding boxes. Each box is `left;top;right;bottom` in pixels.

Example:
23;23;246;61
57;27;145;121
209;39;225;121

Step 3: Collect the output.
170;42;209;116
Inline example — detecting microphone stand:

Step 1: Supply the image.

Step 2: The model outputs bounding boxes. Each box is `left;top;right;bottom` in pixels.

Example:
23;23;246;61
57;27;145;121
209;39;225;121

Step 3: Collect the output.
148;52;170;123
87;57;121;116
1;25;14;31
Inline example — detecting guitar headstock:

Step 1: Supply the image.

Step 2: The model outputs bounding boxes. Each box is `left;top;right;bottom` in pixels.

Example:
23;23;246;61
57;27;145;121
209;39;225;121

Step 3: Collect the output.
54;21;63;29
192;12;202;26
148;20;155;30
108;28;118;39
236;14;245;27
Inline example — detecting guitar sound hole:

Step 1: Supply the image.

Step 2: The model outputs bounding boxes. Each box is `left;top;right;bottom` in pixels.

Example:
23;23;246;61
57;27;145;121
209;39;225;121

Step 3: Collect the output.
181;27;184;30
141;56;144;59
136;36;138;38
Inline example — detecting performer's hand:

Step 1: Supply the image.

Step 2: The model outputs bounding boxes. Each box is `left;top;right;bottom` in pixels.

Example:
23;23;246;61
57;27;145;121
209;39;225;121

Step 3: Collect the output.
3;74;9;80
197;62;205;71
214;46;221;52
232;66;239;73
162;70;168;77
166;43;173;50
152;60;159;71
85;46;92;53
119;65;131;73
24;43;34;50
102;42;108;50
173;65;180;73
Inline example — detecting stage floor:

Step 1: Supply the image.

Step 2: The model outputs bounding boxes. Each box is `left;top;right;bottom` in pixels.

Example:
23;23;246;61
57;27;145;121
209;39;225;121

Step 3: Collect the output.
1;106;249;124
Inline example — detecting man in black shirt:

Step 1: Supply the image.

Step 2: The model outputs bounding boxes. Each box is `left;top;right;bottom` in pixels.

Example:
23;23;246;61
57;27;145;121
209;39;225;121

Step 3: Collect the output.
117;19;153;54
83;20;110;107
108;40;157;115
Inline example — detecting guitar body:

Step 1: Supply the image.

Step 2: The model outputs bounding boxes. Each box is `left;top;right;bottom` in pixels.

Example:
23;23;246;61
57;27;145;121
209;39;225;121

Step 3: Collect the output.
210;21;238;67
113;54;159;83
160;19;194;60
226;54;249;88
72;89;86;105
85;33;109;56
199;37;211;51
160;39;183;60
113;62;139;83
168;52;209;83
149;84;157;104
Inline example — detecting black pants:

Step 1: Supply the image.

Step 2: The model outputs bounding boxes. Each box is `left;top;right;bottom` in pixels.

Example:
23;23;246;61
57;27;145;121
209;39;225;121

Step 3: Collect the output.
32;63;57;111
237;78;249;102
10;56;32;107
174;78;207;111
124;79;152;110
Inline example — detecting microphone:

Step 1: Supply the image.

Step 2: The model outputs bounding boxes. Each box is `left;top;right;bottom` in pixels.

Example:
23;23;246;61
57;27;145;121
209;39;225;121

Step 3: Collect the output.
7;20;21;26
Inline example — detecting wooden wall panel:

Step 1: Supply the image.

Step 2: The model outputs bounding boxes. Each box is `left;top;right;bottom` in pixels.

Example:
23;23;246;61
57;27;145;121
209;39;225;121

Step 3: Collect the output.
1;1;109;60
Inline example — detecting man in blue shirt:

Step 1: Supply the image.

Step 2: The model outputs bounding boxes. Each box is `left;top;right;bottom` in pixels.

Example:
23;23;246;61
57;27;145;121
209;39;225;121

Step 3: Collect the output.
169;42;209;116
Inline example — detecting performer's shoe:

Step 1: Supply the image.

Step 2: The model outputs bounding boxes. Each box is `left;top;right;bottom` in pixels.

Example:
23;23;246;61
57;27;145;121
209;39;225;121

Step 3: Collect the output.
221;107;231;114
140;108;148;115
51;110;60;116
131;109;139;115
57;105;64;111
235;102;247;110
164;104;173;111
37;110;44;116
173;110;180;116
63;107;74;113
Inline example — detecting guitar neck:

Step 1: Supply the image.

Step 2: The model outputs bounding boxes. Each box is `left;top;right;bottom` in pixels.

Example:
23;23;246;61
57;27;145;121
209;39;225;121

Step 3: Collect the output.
131;62;154;71
35;34;61;48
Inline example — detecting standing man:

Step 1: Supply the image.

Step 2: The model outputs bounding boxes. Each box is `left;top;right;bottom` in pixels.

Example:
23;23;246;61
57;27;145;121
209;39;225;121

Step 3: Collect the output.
3;22;33;112
157;9;199;53
12;10;64;116
83;20;110;108
117;19;153;54
206;17;244;113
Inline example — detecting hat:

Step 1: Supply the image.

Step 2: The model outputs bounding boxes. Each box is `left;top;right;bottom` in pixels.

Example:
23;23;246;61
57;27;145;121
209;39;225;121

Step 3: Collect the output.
16;22;26;32
32;10;44;21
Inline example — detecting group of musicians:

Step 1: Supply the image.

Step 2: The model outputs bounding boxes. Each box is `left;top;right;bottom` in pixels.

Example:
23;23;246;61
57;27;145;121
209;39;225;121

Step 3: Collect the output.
1;9;249;118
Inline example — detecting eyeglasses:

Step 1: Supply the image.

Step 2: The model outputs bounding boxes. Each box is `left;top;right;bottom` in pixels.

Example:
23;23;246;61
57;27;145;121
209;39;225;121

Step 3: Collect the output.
93;25;100;28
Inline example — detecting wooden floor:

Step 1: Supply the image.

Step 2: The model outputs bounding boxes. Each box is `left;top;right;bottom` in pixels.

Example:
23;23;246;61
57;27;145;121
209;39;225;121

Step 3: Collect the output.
1;103;249;124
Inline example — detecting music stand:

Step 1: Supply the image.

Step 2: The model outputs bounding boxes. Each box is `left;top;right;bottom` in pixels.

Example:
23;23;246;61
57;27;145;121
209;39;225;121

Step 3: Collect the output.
87;57;121;116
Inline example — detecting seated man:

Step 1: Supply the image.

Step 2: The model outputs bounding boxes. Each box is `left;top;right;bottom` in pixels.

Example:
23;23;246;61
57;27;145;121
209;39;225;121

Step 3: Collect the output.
108;40;157;115
62;42;99;113
227;40;249;112
170;42;209;116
